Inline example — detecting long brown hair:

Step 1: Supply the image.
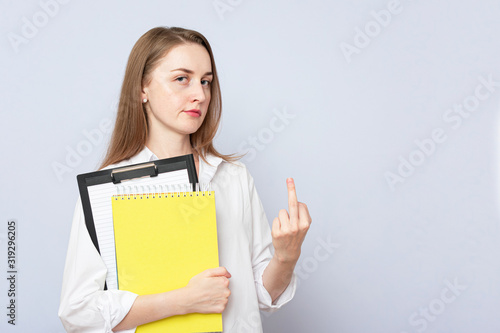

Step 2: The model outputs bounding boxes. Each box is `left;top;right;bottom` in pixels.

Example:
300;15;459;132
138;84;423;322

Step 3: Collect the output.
101;27;239;169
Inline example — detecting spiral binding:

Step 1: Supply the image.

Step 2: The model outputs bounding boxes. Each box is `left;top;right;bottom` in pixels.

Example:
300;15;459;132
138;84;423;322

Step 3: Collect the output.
113;183;213;200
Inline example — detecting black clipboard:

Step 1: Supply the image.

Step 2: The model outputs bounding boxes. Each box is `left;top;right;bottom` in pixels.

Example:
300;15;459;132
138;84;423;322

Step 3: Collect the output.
77;154;198;256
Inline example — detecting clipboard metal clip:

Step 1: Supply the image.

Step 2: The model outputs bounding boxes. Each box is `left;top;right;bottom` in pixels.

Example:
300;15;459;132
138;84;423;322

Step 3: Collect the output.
111;162;158;184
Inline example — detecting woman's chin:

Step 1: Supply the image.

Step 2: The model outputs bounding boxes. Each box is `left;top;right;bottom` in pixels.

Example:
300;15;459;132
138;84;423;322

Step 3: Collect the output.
180;124;203;136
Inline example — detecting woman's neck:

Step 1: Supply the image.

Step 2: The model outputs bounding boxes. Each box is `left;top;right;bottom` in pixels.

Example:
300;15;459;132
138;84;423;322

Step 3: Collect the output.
146;134;200;178
146;134;194;159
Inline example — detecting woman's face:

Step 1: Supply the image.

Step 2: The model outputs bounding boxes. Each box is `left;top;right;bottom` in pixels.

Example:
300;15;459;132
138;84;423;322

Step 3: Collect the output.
142;43;213;140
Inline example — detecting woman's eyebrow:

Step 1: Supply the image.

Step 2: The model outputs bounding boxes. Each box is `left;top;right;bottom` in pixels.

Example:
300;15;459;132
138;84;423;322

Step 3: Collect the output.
171;68;213;76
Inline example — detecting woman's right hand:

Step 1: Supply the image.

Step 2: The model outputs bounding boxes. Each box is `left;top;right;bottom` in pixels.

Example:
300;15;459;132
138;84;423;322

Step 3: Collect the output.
183;266;231;314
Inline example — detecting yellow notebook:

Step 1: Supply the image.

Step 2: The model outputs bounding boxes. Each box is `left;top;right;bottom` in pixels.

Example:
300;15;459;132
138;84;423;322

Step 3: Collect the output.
111;190;222;332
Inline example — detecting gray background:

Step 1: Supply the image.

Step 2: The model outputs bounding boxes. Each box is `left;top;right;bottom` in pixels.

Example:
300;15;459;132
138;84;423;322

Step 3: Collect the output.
1;0;500;332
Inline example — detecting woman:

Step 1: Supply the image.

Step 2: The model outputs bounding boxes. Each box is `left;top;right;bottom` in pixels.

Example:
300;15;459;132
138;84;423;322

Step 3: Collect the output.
59;26;311;332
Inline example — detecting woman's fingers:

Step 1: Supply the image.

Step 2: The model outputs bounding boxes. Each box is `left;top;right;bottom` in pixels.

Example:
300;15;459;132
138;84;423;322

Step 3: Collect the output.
298;202;312;230
287;178;299;225
278;208;290;231
204;266;231;278
272;217;281;237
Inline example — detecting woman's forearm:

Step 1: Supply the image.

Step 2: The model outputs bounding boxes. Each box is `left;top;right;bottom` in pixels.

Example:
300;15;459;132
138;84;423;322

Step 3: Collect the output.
112;288;190;332
262;255;296;303
112;266;231;331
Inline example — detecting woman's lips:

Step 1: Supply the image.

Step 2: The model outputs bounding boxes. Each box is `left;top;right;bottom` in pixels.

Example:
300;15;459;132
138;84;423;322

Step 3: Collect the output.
184;109;201;117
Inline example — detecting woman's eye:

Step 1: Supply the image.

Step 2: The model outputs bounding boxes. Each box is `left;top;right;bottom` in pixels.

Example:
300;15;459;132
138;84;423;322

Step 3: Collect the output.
201;79;211;86
176;76;188;83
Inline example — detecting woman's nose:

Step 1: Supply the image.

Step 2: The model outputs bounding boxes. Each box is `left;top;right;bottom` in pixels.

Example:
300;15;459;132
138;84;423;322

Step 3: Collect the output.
191;82;207;103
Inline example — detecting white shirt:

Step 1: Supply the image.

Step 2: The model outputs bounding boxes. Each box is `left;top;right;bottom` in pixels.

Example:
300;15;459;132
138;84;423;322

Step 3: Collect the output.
58;147;297;332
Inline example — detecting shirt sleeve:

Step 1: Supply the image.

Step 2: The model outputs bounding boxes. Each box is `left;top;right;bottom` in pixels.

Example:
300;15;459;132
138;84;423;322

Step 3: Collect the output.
243;166;297;312
58;199;138;333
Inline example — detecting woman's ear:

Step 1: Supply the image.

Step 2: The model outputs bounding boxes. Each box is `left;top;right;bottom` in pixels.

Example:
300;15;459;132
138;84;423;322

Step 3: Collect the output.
141;86;148;102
